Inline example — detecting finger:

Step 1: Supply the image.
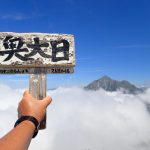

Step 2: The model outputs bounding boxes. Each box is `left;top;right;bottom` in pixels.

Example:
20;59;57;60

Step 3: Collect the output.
42;96;52;107
23;90;33;100
23;90;29;97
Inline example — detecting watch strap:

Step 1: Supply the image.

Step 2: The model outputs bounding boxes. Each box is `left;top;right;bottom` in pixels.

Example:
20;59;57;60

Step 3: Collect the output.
14;115;39;138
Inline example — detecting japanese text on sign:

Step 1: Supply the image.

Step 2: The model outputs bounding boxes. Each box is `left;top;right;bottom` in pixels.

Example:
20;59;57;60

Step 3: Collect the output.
0;33;75;74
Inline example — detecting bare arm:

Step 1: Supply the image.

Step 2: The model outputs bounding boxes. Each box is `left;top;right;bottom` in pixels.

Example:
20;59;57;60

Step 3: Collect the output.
0;90;52;150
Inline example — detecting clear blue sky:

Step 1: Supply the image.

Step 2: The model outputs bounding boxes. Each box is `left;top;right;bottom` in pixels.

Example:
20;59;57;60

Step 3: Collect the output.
0;0;150;88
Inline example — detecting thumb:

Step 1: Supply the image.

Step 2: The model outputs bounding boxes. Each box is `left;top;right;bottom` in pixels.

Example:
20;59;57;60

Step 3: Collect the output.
42;96;52;107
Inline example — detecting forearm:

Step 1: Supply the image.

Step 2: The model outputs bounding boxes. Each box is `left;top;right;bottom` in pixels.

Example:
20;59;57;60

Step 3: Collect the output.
0;91;52;150
0;121;35;150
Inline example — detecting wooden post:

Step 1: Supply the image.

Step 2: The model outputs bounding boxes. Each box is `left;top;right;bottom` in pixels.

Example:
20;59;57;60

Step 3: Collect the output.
29;73;46;129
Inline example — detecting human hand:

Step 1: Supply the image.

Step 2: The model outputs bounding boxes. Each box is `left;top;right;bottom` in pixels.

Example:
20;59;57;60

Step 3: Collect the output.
18;90;52;122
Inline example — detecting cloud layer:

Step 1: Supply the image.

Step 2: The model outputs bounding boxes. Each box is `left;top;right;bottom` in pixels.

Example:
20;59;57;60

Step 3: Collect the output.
0;85;150;150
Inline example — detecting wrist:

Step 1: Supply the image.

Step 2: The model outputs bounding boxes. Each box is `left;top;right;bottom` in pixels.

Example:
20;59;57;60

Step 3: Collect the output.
24;113;43;122
23;120;36;129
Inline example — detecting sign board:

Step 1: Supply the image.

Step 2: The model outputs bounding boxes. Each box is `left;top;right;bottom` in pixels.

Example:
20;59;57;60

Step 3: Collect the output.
0;32;75;74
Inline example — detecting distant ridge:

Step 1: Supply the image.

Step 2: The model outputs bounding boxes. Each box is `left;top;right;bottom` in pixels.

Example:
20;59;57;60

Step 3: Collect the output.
84;75;144;94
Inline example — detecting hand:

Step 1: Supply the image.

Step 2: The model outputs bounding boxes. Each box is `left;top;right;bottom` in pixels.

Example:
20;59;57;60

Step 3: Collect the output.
18;90;52;122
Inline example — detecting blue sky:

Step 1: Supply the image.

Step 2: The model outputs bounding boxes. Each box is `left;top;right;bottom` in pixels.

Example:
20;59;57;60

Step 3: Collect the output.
0;0;150;88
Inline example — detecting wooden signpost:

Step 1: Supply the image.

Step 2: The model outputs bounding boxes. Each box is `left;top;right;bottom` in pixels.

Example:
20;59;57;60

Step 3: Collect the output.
0;32;75;129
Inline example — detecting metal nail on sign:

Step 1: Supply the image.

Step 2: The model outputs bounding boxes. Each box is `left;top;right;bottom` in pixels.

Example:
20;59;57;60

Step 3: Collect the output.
0;32;75;74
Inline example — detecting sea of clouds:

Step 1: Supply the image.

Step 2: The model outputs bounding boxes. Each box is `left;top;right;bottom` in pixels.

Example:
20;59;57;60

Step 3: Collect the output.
0;84;150;150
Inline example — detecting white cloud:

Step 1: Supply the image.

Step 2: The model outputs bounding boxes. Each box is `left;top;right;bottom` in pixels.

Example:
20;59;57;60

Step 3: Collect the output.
0;85;150;150
0;13;44;21
0;14;30;20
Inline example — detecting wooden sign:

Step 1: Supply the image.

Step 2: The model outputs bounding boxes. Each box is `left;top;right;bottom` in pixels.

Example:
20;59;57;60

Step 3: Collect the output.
0;32;75;74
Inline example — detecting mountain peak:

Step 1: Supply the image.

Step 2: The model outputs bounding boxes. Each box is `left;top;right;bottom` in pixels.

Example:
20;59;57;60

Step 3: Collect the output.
100;75;112;80
84;76;143;94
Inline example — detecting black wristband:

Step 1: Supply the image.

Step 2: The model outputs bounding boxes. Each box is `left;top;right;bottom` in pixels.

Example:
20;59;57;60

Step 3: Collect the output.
14;116;40;138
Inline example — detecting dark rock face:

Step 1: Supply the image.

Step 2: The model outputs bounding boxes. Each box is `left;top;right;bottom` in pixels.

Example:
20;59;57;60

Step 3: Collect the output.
84;76;144;94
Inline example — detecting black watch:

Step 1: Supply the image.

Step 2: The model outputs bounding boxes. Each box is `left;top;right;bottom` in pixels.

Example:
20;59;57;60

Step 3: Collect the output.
14;116;40;138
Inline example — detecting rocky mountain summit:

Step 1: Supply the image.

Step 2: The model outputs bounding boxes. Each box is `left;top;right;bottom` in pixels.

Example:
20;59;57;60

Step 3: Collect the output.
84;76;144;94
